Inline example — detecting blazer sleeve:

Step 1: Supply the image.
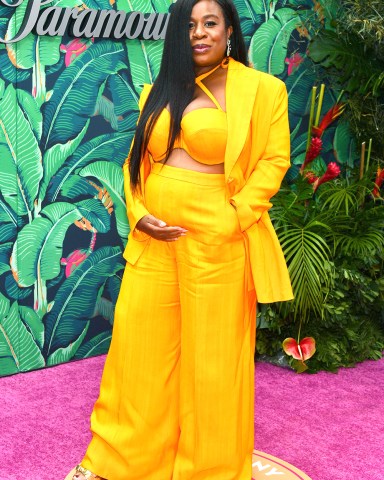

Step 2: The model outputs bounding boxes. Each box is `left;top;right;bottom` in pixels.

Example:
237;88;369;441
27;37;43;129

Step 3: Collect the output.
230;81;290;232
122;84;152;239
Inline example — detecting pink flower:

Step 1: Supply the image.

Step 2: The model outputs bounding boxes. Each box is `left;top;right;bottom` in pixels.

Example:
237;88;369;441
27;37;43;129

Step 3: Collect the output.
312;162;341;192
285;53;304;76
61;249;89;277
60;38;93;66
283;337;316;363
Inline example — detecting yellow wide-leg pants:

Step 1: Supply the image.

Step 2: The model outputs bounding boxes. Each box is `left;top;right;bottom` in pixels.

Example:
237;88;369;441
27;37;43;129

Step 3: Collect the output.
82;164;257;480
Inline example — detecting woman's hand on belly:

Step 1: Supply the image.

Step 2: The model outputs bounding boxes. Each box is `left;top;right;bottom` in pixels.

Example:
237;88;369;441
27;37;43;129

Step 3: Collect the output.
136;214;188;241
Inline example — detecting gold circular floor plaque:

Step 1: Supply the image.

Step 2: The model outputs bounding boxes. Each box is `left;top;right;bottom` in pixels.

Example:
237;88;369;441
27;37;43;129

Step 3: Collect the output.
252;450;312;480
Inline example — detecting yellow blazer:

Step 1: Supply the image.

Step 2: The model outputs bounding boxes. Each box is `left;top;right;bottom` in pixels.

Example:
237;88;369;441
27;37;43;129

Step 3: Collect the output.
122;57;294;303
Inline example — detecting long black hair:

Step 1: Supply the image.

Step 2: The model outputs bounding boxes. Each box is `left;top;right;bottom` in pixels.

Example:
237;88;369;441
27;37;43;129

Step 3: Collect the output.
128;0;248;190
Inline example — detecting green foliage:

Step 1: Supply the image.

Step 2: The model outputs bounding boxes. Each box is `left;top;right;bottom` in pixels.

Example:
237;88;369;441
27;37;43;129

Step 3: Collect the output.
249;8;302;75
1;0;381;376
308;0;384;158
258;166;384;372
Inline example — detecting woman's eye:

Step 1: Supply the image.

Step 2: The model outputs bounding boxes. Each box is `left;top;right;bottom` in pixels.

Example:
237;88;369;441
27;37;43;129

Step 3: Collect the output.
205;21;217;27
188;22;194;29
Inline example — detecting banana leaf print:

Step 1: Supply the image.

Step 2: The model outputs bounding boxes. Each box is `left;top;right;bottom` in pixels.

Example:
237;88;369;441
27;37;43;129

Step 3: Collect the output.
38;122;89;205
92;296;115;324
79;161;130;241
0;0;358;377
232;0;262;42
5;0;62;104
249;8;302;75
76;198;112;233
0;80;43;218
47;323;90;366
44;246;123;358
117;0;170;14
0;194;16;242
107;70;140;132
11;203;81;288
41;40;126;150
0;295;45;375
74;330;112;359
0;243;11;276
127;39;164;90
47;132;132;202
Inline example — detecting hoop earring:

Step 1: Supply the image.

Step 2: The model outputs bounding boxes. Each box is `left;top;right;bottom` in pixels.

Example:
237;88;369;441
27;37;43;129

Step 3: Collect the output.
226;38;231;57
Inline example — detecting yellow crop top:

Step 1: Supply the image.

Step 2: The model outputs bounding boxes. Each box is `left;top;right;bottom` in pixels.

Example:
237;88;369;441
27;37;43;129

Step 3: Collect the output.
147;63;228;165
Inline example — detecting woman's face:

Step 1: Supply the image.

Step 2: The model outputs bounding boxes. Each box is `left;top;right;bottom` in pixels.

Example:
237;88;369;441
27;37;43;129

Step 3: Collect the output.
189;0;233;74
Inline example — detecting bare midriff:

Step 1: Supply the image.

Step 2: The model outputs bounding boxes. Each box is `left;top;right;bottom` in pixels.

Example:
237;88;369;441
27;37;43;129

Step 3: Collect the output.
160;148;225;173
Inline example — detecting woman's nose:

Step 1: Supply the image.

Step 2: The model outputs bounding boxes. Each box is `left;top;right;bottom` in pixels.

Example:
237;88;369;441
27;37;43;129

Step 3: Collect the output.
193;23;206;38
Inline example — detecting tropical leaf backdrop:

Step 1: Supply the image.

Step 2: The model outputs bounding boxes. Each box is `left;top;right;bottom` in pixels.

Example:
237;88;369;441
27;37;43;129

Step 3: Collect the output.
0;0;353;376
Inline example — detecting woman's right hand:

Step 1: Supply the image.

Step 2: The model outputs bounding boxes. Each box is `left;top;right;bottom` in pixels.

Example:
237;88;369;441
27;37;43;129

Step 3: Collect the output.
136;214;187;242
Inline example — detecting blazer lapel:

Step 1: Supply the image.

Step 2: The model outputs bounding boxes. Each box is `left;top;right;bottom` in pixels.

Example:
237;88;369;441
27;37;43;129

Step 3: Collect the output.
225;58;260;178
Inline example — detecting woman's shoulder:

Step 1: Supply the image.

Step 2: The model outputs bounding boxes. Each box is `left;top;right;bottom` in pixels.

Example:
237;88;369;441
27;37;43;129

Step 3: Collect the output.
229;58;284;91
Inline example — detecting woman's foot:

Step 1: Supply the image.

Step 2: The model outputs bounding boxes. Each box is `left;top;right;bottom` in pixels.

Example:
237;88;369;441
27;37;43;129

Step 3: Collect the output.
65;465;105;480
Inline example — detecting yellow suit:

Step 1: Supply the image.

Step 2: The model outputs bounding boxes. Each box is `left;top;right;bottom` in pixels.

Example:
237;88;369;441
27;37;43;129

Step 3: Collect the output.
123;57;293;303
81;58;293;480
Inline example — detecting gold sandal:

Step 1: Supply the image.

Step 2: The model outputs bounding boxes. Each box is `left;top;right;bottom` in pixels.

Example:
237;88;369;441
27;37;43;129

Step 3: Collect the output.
72;464;105;480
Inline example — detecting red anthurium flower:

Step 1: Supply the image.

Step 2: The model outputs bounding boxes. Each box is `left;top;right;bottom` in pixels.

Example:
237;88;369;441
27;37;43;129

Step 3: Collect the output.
283;337;316;362
300;136;323;172
373;167;384;198
312;162;341;192
312;103;345;138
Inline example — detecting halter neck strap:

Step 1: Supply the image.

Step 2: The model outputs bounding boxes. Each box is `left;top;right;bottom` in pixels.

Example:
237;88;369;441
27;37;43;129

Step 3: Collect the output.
195;57;229;84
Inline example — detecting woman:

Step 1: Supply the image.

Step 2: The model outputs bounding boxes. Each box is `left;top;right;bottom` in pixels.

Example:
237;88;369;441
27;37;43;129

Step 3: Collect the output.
70;0;293;478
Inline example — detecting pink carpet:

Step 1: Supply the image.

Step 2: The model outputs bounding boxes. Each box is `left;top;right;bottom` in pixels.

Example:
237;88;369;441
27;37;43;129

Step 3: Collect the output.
0;356;383;480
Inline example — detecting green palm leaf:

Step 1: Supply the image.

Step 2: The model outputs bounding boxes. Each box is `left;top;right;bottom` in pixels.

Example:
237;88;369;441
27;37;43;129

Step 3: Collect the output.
60;175;98;199
117;0;169;13
0;194;17;242
11;203;81;287
19;305;45;350
108;70;139;131
41;41;126;150
47;132;132;202
0;242;12;276
0;298;45;376
39;122;89;203
74;330;112;359
76;198;111;233
127;39;164;91
43;246;123;357
6;2;61;69
79;161;129;241
46;323;89;366
92;296;115;324
16;89;43;142
319;181;359;215
249;8;302;75
277;222;332;319
333;122;359;167
0;80;43;216
0;49;31;83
